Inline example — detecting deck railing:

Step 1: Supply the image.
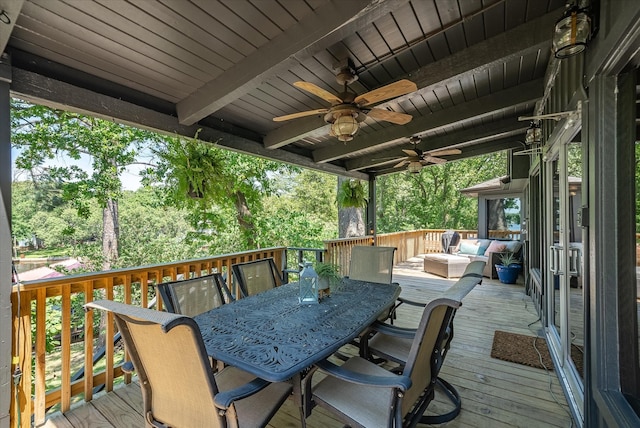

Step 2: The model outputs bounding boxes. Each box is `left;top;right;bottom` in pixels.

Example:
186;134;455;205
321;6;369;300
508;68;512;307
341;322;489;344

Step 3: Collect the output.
10;247;287;427
9;228;523;427
323;229;519;276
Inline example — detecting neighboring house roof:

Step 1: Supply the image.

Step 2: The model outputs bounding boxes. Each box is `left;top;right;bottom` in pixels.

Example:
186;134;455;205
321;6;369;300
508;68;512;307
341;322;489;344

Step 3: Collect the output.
14;258;83;282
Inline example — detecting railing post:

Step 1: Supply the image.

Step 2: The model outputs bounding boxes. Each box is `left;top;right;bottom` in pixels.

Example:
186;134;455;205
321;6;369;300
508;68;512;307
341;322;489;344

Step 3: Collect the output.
10;290;32;428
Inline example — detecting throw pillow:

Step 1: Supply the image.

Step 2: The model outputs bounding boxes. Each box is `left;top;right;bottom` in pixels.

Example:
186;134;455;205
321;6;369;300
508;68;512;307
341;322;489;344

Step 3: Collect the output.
459;241;480;255
484;240;507;256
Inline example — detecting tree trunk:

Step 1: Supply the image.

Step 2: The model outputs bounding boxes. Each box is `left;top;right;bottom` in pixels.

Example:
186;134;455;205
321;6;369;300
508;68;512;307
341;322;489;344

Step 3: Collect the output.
487;198;507;230
337;177;365;238
102;198;119;270
233;190;257;248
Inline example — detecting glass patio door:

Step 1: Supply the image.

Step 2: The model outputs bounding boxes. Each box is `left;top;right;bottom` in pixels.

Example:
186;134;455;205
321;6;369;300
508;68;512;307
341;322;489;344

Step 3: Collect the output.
544;130;585;418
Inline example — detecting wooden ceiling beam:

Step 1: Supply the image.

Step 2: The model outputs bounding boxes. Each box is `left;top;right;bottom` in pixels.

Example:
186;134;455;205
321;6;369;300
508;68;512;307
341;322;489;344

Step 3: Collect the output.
264;10;557;150
345;117;530;171
176;0;408;126
313;79;543;163
0;0;25;61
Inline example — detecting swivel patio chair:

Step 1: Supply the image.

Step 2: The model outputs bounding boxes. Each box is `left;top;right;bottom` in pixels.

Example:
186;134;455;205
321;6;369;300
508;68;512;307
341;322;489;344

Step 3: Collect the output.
156;272;227;317
306;297;462;428
347;245;396;284
359;260;486;424
231;258;283;298
85;300;292;428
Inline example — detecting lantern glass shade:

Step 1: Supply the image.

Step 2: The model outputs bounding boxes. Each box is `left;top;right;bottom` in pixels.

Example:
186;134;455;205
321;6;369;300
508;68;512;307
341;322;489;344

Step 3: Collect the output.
407;161;423;174
525;126;542;144
299;262;319;304
553;9;590;59
331;114;359;142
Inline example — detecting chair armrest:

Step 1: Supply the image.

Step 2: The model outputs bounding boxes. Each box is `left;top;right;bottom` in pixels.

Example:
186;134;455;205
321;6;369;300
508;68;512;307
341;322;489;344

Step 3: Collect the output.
369;321;417;339
213;377;271;409
396;296;426;307
315;359;411;391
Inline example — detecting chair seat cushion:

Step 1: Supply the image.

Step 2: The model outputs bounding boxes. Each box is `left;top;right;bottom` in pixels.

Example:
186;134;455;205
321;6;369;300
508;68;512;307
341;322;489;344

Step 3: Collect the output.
216;366;291;427
313;357;397;428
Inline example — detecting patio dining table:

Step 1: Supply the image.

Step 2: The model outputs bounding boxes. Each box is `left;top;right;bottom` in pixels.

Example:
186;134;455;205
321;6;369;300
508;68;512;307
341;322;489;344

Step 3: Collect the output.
193;278;401;424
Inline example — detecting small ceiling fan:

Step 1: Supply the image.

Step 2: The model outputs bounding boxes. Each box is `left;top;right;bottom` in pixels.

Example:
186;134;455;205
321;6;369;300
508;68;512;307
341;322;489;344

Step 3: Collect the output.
273;60;417;142
394;136;462;173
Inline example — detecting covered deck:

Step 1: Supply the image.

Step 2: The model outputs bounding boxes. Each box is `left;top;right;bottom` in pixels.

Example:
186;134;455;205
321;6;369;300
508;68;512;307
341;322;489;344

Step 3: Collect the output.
39;257;571;428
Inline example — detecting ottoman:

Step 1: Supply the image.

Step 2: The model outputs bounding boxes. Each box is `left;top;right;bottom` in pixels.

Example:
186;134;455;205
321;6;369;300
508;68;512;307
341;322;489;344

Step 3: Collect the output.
423;254;471;278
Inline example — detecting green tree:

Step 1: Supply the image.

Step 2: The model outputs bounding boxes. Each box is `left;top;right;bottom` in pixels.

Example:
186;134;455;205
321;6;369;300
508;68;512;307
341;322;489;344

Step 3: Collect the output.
376;152;506;232
145;136;297;250
11;99;162;269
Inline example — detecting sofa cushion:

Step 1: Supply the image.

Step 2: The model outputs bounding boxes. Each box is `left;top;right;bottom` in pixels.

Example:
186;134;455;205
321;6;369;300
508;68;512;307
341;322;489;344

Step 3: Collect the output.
484;240;507;256
459;241;481;255
503;240;523;253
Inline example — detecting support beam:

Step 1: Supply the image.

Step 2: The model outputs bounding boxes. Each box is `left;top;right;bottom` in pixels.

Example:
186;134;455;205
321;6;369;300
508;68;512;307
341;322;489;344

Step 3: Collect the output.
0;54;12;428
345;117;529;171
314;79;543;163
10;67;368;180
0;0;24;56
264;11;556;150
177;0;408;125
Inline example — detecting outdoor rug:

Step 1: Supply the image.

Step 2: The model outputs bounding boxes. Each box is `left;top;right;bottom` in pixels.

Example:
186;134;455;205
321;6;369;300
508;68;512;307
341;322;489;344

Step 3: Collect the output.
490;330;554;370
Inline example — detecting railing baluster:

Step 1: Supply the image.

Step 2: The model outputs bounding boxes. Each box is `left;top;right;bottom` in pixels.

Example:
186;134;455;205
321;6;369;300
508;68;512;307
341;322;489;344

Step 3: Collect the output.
61;283;71;412
105;279;114;392
84;280;94;402
34;288;46;424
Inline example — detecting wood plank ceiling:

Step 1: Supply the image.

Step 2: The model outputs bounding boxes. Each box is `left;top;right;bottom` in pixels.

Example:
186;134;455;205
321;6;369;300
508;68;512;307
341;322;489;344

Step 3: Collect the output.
2;0;566;179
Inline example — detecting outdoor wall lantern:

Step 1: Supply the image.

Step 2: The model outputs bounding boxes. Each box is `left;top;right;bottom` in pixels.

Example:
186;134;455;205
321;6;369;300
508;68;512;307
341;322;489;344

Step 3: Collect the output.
329;112;360;142
525;121;542;145
552;3;591;59
407;161;423;174
299;262;319;304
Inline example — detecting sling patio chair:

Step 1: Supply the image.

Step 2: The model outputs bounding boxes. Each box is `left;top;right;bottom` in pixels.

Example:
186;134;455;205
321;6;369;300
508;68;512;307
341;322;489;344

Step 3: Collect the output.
305;297;462;428
156;272;228;317
85;300;292;428
347;245;397;284
359;260;486;424
231;258;283;298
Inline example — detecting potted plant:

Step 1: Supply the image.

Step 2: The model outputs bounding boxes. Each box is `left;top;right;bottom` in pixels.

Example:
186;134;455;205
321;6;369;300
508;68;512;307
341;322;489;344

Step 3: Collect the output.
314;261;341;297
494;251;521;284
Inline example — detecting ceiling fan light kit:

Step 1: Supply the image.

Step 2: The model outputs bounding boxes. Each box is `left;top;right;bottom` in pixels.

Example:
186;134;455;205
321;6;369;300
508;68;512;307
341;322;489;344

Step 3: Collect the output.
330;113;360;142
273;63;416;142
552;3;591;59
407;161;423;174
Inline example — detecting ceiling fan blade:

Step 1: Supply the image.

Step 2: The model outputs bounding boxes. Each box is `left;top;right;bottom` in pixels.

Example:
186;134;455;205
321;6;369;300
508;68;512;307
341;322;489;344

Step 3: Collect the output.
293;81;342;104
402;149;420;157
423;155;447;164
367;108;413;125
273;108;328;122
393;159;409;168
354;79;417;106
428;148;462;156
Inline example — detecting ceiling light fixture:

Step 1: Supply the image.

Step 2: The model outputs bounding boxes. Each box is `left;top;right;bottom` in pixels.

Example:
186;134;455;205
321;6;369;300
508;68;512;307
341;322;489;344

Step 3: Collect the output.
552;3;591;59
329;112;360;142
525;122;542;145
407;161;423;174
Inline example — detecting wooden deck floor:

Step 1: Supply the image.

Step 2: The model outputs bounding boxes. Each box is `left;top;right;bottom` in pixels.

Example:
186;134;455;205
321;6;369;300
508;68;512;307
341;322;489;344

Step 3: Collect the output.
41;258;573;427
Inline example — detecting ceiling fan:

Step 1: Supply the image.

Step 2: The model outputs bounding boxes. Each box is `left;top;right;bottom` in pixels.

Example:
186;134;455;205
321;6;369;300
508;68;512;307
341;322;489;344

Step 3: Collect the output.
273;61;417;142
394;136;462;173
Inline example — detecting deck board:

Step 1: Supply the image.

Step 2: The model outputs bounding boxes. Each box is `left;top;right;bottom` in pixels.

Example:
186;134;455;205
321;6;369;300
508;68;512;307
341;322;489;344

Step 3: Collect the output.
39;261;573;427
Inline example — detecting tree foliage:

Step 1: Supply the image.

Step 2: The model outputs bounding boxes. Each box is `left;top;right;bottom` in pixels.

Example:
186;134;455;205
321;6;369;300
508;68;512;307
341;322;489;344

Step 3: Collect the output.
376;152;507;233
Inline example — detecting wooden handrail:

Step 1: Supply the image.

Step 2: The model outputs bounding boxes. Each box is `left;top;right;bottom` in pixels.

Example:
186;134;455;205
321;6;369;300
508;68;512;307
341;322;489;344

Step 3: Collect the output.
10;247;287;427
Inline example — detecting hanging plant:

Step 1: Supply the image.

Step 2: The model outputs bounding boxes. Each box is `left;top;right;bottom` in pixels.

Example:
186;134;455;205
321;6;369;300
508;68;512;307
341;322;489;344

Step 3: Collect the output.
337;179;367;208
155;134;223;203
